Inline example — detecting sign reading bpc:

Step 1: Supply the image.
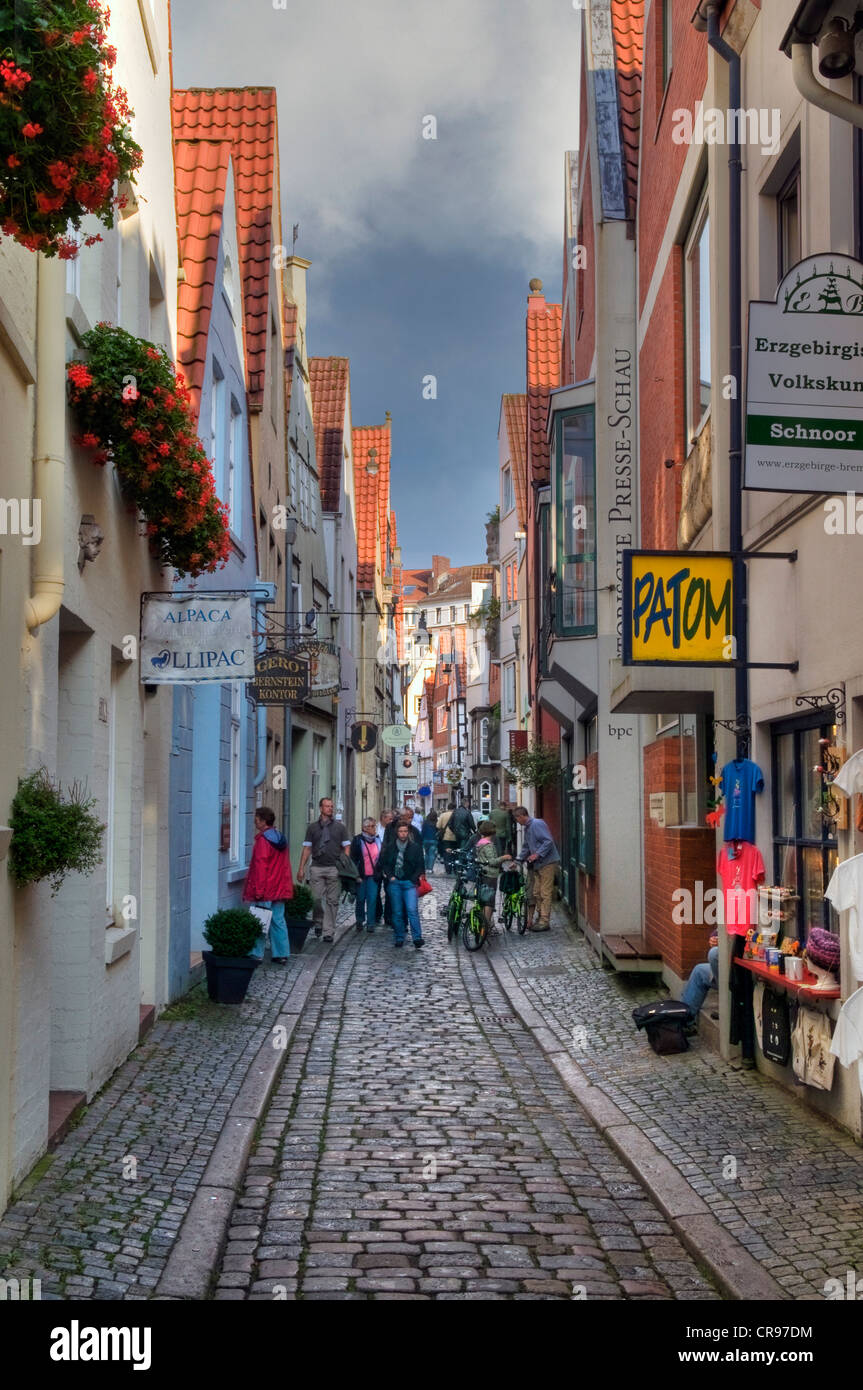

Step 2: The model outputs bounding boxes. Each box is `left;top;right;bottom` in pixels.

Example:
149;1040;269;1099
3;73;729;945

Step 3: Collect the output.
622;552;734;667
745;255;863;494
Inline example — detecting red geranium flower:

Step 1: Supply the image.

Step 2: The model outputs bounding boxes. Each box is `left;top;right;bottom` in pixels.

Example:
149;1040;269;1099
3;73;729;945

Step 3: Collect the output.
21;122;43;139
6;154;20;168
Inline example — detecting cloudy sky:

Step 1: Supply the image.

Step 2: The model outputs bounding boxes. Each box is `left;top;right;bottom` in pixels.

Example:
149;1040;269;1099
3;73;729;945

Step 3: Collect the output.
171;0;580;567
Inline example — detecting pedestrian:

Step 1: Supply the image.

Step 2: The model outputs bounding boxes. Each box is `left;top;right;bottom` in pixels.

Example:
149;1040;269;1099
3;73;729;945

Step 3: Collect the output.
407;802;424;835
514;805;560;932
377;807;394;843
421;809;439;873
473;819;513;931
243;806;293;963
450;798;476;850
489;802;514;857
681;934;720;1020
350;818;382;933
437;801;457;871
379;821;425;949
296;796;351;942
384;807;421;848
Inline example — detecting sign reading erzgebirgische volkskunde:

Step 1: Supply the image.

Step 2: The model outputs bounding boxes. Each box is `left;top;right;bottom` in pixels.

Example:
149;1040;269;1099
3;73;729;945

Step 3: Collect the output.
248;653;310;705
622;551;733;666
745;255;863;493
140;592;255;683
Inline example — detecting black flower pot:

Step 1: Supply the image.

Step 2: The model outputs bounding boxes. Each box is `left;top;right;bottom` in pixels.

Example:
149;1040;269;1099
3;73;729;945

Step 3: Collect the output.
202;950;259;1004
285;918;312;953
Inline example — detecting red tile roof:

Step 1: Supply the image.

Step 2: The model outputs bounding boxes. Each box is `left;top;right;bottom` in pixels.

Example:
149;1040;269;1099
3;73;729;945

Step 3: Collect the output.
352;422;391;591
502;393;528;529
611;1;644;218
173;88;281;410
173;137;232;420
309;357;350;513
526;286;562;485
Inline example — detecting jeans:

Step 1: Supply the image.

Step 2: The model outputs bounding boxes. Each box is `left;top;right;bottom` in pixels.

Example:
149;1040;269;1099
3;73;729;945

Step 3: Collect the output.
388;879;422;944
309;864;340;939
249;900;289;959
681;945;719;1014
355;876;378;928
423;841;437;871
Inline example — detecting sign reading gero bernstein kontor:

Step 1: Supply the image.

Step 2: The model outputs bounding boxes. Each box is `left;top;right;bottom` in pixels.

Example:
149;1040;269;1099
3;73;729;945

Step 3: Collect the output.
140;592;256;682
745;254;863;493
248;654;310;705
622;551;733;666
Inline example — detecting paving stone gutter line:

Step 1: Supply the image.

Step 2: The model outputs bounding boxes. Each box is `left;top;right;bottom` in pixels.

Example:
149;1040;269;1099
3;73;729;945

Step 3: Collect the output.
155;919;354;1301
485;918;786;1304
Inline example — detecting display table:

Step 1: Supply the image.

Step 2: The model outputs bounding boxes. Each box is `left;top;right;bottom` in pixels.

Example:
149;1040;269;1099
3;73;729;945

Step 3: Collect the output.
734;956;840;1000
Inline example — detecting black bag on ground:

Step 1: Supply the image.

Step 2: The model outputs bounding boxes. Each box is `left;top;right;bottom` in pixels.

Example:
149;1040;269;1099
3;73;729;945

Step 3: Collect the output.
632;999;693;1055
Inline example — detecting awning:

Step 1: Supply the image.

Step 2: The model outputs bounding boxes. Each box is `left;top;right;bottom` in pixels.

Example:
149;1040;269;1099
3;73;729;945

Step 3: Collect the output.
609;657;715;714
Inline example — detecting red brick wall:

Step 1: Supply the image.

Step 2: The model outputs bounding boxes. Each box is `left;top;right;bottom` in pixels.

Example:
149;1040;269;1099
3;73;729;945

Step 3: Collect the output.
536;705;561;845
643;739;715;979
639;248;685;548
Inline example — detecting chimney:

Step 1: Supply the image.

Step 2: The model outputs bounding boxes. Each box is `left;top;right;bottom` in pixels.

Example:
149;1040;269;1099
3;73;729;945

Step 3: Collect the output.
285;255;312;345
432;554;450;581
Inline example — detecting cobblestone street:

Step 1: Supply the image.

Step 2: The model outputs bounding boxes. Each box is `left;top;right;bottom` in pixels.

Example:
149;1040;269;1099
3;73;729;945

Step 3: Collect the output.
2;877;863;1303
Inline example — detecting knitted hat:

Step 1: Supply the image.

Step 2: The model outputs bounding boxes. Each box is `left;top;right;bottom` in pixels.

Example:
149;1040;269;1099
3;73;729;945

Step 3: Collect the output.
806;927;841;971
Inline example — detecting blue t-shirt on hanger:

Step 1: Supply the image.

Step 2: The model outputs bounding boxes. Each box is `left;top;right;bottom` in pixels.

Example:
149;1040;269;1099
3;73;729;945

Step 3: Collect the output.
720;758;764;843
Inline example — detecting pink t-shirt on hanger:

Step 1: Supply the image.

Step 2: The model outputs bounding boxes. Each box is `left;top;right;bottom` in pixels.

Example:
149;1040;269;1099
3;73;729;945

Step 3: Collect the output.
717;841;765;935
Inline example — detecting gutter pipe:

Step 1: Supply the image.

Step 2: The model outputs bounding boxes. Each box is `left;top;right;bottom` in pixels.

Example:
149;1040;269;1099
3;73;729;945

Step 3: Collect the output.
25;256;66;633
791;42;863;130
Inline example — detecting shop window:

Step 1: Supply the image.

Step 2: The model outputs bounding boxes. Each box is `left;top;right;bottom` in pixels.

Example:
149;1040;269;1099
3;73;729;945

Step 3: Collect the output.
684;192;711;442
554;407;596;636
480;781;492;815
771;718;839;942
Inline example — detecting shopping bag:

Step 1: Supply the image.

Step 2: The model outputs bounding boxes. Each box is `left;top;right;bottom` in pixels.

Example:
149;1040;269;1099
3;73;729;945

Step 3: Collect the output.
248;904;273;935
417;875;433;897
792;1006;836;1090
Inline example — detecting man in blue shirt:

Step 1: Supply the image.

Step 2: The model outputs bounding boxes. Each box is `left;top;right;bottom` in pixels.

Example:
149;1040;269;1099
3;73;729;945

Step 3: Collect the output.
514;806;560;932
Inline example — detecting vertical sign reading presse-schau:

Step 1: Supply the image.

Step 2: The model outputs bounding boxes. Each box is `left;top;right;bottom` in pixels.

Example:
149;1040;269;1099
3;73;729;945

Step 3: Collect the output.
140;592;256;682
745;255;863;493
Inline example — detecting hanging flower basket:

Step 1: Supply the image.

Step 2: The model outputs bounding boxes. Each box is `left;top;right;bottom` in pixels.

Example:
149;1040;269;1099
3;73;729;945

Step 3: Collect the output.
67;323;231;577
0;0;143;256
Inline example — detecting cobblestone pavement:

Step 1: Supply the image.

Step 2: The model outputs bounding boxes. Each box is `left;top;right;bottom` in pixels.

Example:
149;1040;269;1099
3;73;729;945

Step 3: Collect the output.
490;900;863;1301
0;929;341;1300
218;884;719;1301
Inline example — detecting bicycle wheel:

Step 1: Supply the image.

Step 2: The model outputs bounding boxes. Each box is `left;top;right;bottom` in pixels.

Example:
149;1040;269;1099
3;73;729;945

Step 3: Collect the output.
516;889;528;935
502;895;514;931
462;905;488;951
447;893;462;943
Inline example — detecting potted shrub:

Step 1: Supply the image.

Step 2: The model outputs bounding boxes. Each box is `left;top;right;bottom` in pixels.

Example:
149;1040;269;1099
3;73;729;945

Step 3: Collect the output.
284;884;314;953
202;907;261;1004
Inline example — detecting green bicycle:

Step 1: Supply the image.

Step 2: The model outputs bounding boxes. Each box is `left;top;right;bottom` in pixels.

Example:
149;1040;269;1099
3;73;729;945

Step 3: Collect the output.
500;863;528;935
445;850;472;943
460;883;489;951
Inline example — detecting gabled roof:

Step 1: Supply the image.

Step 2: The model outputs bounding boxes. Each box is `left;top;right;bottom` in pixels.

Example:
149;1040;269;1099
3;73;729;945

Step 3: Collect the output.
611;0;644;218
172;88;281;409
526;286;562;485
352;422;391;591
310;357;350;513
173;137;232;420
502;393;527;528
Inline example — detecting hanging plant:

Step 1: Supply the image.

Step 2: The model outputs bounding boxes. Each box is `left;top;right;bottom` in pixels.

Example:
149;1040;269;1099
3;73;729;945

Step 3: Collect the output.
505;739;560;789
66;323;231;577
9;768;105;895
0;0;143;257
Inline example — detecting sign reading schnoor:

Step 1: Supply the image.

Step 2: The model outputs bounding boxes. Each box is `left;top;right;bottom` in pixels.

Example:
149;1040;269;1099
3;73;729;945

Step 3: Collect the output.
248;653;310;705
745;254;863;493
622;550;733;666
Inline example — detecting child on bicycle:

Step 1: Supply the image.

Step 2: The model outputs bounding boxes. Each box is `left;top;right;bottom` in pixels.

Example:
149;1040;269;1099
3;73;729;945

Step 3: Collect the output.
473;819;514;930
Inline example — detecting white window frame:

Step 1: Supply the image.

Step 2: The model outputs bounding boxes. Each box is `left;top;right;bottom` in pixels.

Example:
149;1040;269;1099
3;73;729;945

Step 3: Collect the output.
502;466;514;516
504;662;516;716
480;716;489;764
684;192;711;442
480;780;492;816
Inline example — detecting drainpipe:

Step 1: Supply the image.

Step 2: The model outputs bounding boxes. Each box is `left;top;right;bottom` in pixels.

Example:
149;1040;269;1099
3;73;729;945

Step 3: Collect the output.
791;42;863;130
705;2;748;755
25;256;66;633
253;581;276;788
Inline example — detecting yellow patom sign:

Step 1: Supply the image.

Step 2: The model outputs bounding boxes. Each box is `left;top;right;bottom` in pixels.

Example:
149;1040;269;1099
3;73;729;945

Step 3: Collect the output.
623;551;734;665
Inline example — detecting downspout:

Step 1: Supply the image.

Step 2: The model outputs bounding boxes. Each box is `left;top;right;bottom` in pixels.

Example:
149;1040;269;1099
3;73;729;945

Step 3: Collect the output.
25;256;66;632
706;2;748;755
792;42;863;130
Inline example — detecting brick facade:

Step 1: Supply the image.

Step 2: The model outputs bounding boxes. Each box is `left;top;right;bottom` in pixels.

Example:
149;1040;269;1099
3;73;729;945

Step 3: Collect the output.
643;739;715;980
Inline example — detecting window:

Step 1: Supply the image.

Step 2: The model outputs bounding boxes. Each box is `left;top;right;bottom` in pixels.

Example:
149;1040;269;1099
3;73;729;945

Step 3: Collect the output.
228;399;242;535
222;244;235;317
480;781;492;815
555;407;597;636
685;194;711;439
502;467;514;515
436;608;442;626
777;165;801;280
211;362;226;495
480;717;489;763
229;683;242;863
662;0;673;90
436;706;448;733
503;663;516;716
309;735;324;825
289;445;298;505
503;560;518;615
772;718;840;942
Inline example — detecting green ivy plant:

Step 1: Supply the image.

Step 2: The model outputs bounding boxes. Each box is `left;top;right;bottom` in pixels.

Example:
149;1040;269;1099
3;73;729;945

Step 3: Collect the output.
505;740;561;789
9;769;105;895
202;907;261;957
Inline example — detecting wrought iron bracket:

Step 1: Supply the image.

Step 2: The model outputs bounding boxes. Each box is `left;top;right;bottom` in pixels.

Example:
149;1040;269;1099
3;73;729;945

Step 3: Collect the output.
794;687;846;727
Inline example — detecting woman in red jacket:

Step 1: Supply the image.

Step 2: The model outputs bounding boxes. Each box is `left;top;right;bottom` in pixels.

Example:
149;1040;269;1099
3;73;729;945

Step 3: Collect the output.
243;806;294;962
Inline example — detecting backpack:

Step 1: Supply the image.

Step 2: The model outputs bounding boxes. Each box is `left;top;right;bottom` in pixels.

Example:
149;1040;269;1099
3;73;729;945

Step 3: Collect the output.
632;1000;693;1055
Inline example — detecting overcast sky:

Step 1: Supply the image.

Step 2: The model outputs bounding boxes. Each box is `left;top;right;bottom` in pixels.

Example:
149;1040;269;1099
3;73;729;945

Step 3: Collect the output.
171;0;580;567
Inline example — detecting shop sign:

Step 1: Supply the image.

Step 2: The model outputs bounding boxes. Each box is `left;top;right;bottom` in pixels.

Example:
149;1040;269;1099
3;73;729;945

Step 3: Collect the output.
623;551;733;666
292;639;340;696
350;721;377;753
381;724;413;748
140;591;255;683
745;254;863;493
248;653;310;705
